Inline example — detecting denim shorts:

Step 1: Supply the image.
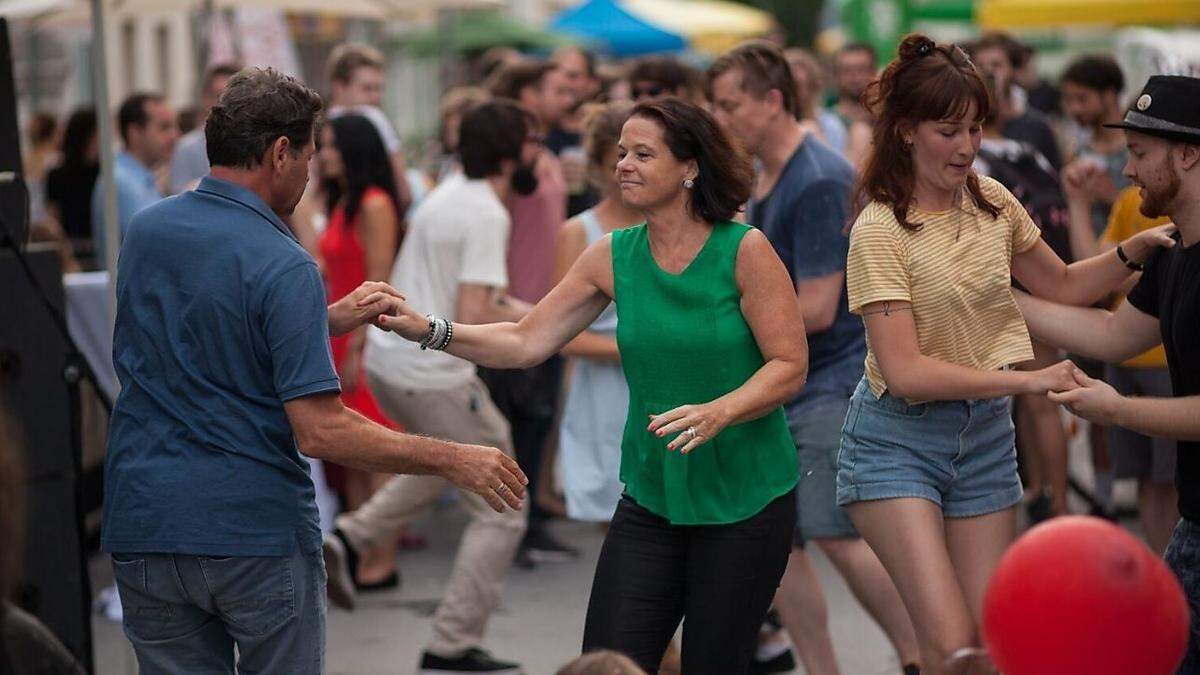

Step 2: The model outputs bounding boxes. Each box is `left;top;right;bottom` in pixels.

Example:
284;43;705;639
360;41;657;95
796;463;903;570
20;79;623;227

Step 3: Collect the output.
836;378;1023;518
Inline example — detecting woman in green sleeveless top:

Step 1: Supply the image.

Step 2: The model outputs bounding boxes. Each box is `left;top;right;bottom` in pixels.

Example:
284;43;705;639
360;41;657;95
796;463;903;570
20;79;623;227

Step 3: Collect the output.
378;98;808;674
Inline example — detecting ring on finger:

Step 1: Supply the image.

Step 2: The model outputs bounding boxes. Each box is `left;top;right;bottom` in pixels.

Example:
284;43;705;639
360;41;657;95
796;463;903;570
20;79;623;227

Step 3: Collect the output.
686;426;697;440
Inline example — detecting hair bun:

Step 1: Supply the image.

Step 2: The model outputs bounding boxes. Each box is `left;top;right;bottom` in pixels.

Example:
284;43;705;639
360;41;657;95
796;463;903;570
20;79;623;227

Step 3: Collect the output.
897;34;937;61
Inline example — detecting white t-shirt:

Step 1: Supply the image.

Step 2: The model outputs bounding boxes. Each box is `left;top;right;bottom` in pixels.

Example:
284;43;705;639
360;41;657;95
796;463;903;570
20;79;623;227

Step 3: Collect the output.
364;172;510;391
327;105;401;154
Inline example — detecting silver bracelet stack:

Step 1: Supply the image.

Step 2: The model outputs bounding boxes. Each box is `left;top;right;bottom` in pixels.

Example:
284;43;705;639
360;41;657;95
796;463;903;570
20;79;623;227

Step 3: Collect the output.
419;314;454;351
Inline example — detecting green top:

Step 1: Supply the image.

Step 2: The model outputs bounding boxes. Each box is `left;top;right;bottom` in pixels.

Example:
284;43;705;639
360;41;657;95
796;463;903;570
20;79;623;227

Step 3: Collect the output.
612;221;799;525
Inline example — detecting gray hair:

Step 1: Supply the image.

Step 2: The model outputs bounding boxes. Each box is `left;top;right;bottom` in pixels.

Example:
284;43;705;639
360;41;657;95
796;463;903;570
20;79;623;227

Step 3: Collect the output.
205;67;323;169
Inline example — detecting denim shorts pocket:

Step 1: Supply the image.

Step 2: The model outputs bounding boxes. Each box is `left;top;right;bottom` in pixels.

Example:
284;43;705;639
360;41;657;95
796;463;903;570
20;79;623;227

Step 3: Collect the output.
111;556;176;640
198;555;296;637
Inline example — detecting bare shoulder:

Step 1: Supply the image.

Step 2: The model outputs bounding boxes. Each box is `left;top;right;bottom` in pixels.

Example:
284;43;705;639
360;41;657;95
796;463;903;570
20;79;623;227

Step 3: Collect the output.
734;226;788;289
735;226;777;267
557;216;588;247
360;191;397;219
574;232;616;297
577;231;615;267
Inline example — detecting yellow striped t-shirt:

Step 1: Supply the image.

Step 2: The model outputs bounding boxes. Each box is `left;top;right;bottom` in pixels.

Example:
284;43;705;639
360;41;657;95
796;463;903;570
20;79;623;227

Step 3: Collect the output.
846;176;1042;399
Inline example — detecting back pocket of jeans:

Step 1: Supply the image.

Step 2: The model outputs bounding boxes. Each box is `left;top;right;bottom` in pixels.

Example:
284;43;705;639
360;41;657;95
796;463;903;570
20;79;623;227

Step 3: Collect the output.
111;556;178;641
198;555;296;637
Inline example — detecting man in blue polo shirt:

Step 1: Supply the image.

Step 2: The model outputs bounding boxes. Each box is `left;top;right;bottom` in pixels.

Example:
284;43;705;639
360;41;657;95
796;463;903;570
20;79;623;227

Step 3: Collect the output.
102;68;527;674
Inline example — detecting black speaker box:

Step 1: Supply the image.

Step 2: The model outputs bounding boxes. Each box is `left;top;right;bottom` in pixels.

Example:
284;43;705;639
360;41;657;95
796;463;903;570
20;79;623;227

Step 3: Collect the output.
0;244;93;671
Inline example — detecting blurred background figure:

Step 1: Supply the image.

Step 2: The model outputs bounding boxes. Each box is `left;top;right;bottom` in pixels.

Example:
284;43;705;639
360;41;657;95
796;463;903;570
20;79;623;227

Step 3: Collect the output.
783;46;848;154
42;108;98;269
551;46;605;216
169;63;239;194
435;86;492;180
553;101;639;525
91;92;177;263
325;43;413;217
488;58;579;565
975;72;1074;521
830;42;875;127
1059;53;1130;520
968;32;1062;170
317;113;406;590
627;55;702;103
22;111;58;231
829;43;877;168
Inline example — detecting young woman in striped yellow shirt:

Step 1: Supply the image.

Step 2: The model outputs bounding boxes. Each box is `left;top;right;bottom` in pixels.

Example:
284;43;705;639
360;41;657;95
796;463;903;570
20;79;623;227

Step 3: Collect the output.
840;34;1175;675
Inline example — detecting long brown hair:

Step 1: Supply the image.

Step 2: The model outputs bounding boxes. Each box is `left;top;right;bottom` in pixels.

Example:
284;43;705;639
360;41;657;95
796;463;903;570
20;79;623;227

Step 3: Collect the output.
855;33;1001;231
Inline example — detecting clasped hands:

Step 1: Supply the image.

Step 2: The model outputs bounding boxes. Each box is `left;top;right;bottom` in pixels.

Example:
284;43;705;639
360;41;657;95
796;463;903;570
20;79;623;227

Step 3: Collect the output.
327;281;429;341
1033;359;1122;426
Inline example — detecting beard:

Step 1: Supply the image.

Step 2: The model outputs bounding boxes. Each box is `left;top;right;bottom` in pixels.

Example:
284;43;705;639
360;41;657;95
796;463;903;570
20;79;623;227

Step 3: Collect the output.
1139;161;1181;219
511;163;539;196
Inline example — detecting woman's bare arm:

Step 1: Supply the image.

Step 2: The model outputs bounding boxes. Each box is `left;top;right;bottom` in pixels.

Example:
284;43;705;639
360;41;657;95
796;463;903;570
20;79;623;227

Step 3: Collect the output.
1012;226;1175;307
553;217;620;361
863;299;1076;401
378;236;615;369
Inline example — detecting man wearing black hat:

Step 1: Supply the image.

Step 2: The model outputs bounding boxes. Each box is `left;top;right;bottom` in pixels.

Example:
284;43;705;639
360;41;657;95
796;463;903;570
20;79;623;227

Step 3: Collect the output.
1016;74;1200;671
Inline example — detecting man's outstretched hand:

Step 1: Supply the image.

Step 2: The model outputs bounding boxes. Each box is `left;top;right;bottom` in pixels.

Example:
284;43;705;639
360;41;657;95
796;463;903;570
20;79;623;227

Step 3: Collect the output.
443;443;529;513
328;281;405;337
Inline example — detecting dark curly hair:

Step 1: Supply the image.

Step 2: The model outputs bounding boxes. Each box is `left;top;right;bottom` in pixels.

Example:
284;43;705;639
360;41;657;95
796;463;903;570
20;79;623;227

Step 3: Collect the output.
629;98;753;224
854;33;1000;231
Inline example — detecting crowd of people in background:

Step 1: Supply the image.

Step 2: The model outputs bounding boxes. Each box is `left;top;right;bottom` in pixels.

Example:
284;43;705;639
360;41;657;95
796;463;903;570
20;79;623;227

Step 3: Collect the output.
15;23;1200;675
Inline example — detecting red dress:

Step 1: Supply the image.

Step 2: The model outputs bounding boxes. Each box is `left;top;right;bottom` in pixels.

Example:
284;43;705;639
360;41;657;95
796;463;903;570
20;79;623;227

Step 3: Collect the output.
319;186;399;433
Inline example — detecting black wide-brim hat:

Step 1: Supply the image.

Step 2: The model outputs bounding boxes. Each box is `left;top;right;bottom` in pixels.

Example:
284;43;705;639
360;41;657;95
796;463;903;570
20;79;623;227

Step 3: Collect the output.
1104;75;1200;145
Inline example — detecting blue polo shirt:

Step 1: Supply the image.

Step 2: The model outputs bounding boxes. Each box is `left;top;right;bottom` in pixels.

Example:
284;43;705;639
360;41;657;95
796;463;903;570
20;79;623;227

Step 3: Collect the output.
102;176;340;557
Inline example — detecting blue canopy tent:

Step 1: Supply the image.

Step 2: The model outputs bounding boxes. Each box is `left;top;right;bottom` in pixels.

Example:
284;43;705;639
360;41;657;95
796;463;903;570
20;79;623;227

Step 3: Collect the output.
550;0;686;57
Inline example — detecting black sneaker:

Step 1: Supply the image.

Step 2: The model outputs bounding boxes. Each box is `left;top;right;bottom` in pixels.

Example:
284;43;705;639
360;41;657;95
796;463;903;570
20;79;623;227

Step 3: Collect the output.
748;648;796;674
322;528;357;610
419;648;522;674
1026;491;1054;525
763;608;784;632
512;546;537;570
521;528;580;563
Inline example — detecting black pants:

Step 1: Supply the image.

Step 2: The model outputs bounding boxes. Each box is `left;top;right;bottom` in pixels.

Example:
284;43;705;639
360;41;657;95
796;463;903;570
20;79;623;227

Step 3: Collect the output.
582;489;796;674
478;356;563;530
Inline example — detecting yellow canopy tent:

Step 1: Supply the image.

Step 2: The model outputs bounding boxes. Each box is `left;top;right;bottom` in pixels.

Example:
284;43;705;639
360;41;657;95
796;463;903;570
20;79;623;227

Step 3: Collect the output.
622;0;776;54
977;0;1200;28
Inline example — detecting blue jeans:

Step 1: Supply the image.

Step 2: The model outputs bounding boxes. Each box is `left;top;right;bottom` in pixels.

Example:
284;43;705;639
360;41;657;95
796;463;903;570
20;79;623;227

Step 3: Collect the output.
788;398;859;542
1167;518;1200;674
111;549;325;674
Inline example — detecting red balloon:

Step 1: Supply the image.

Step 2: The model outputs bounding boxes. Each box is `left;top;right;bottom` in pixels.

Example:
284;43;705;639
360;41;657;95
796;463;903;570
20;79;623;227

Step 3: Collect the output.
983;516;1189;675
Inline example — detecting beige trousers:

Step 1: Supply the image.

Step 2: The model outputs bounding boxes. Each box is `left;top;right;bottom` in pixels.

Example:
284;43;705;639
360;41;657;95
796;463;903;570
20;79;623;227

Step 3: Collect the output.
336;373;527;657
